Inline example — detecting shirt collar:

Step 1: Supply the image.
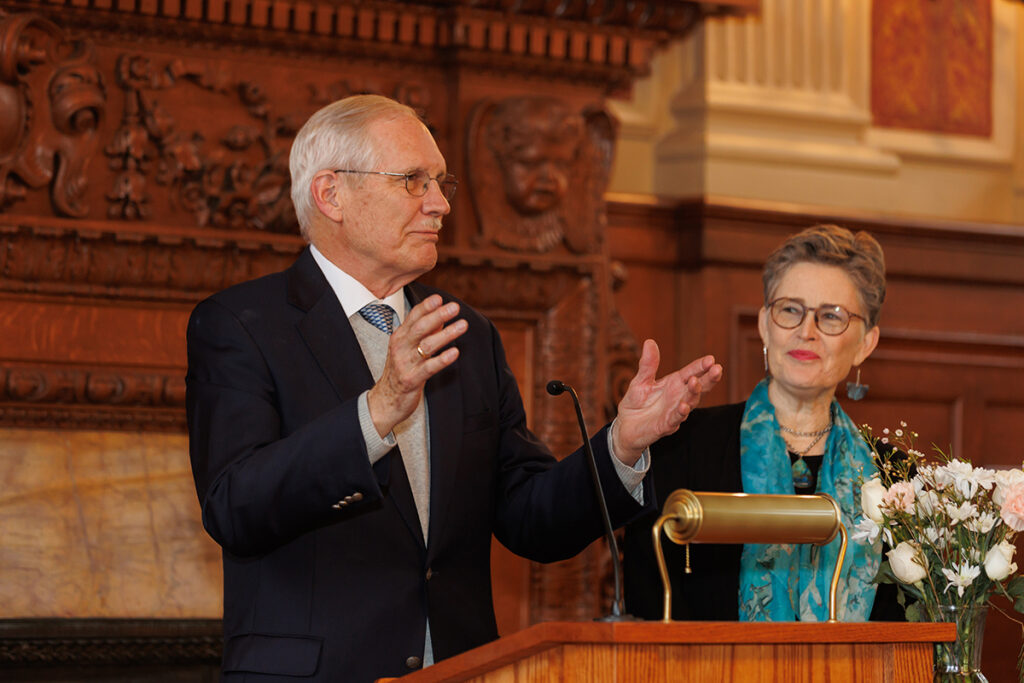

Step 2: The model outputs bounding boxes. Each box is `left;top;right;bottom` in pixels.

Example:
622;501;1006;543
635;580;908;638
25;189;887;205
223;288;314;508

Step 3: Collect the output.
309;244;406;324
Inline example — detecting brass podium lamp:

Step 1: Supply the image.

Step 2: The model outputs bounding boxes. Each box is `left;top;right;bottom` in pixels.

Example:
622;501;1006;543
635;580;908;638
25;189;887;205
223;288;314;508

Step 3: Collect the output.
652;490;848;623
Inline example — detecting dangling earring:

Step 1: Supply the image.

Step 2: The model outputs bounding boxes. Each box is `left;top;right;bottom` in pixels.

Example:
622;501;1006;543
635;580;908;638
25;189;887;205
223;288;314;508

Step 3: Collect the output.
846;366;868;400
763;345;769;376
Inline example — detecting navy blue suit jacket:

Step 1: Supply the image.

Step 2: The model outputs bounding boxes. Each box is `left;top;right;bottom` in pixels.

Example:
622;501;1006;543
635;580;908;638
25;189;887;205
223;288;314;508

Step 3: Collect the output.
186;248;654;682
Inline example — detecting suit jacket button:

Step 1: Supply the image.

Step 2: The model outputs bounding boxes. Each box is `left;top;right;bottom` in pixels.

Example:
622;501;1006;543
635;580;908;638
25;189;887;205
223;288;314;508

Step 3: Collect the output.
405;656;422;669
425;568;433;581
350;492;363;502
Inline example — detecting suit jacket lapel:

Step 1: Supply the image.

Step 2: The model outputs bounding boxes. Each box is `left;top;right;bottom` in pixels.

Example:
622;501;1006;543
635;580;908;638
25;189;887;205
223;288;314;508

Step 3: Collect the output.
290;249;374;401
406;284;464;557
290;248;425;548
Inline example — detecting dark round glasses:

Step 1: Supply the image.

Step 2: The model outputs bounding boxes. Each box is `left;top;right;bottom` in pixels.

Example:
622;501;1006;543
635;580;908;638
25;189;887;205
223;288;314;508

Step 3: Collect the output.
334;169;458;201
767;298;866;336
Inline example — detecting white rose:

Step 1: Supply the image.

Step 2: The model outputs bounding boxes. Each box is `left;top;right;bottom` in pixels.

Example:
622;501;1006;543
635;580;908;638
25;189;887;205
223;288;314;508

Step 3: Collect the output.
984;540;1018;581
888;541;928;584
861;478;886;523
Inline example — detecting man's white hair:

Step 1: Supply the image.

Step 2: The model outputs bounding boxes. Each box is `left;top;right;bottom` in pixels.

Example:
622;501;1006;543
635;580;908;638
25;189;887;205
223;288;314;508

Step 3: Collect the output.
289;95;420;240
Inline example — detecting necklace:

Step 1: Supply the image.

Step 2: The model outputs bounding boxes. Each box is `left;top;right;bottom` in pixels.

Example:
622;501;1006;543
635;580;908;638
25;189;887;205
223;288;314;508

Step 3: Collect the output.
779;423;833;438
783;419;833;489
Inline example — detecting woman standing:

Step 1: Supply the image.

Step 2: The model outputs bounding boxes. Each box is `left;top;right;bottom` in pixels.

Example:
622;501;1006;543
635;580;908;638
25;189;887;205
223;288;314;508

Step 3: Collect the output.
623;224;898;622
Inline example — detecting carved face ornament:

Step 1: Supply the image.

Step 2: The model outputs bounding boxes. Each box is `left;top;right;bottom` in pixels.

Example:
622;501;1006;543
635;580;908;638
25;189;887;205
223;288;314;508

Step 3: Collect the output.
496;103;581;216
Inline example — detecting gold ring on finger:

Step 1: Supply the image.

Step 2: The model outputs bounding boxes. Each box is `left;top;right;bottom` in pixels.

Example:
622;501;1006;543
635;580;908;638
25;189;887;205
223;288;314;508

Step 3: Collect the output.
416;344;429;360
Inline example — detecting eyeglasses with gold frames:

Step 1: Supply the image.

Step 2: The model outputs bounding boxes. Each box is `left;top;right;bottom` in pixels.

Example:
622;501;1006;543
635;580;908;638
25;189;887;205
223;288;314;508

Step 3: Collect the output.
334;169;457;201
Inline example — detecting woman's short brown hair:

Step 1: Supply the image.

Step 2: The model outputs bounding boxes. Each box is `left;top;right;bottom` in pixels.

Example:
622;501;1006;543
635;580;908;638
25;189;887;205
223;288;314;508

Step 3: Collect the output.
762;224;886;328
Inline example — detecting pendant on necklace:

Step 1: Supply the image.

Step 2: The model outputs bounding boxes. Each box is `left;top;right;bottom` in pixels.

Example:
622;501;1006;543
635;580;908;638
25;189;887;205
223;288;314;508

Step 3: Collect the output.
792;457;812;489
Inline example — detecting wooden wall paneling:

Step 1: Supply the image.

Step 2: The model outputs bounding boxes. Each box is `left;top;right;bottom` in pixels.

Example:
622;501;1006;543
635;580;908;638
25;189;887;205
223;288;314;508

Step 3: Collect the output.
604;194;1024;680
729;309;1024;467
424;257;617;628
614;196;1024;465
488;319;534;637
605;195;703;383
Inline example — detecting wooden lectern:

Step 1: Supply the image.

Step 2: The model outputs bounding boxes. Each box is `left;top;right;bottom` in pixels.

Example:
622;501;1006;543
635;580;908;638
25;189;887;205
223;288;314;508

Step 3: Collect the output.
379;620;955;682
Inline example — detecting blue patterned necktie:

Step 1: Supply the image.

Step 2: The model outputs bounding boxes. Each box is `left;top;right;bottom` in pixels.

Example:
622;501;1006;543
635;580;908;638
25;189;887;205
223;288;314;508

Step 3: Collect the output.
359;303;396;335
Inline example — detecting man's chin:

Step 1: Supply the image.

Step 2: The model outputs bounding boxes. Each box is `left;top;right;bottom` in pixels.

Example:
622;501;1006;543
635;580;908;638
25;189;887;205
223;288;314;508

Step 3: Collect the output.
409;249;438;277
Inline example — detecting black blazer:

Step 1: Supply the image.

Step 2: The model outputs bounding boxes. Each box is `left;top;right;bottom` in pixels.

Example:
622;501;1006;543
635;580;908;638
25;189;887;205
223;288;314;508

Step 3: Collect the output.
621;402;903;622
186;248;654;682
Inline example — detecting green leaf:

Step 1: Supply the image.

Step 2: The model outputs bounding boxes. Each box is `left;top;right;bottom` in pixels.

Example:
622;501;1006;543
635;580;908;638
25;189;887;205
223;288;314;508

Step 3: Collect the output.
874;562;897;585
1007;575;1024;599
905;601;927;623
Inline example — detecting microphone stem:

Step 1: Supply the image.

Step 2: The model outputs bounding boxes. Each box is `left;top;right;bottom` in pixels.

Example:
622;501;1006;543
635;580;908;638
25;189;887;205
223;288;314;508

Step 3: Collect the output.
564;385;625;618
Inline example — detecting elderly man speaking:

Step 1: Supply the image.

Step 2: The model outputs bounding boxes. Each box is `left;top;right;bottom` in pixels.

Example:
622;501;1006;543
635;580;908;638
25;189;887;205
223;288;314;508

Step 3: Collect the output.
186;94;722;683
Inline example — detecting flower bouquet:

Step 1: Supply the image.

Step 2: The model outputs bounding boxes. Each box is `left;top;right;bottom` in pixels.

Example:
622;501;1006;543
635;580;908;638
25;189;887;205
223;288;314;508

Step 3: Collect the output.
853;423;1024;681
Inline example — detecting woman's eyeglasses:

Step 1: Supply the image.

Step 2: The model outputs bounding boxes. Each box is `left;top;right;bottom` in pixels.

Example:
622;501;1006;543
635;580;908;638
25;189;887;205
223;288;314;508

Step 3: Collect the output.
767;298;866;336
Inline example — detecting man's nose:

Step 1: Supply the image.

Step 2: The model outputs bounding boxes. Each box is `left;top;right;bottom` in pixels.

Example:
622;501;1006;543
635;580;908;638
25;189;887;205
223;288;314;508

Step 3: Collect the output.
422;178;451;215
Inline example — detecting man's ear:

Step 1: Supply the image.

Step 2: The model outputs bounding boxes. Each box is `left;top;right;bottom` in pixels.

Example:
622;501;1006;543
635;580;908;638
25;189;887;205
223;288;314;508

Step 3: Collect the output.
310;171;344;222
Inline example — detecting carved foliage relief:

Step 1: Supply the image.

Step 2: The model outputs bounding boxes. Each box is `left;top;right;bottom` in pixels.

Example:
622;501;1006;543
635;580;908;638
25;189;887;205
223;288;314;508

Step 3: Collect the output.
103;54;301;232
0;11;441;235
0;11;105;217
105;68;435;231
0;10;639;444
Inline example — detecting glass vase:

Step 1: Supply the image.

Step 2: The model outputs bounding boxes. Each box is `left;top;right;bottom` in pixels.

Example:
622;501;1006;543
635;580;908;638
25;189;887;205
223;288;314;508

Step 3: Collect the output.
932;604;988;682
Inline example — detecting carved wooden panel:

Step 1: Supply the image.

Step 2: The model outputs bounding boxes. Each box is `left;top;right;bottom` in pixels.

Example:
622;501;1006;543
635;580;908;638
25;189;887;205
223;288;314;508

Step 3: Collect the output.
0;618;221;680
0;0;754;670
0;2;689;431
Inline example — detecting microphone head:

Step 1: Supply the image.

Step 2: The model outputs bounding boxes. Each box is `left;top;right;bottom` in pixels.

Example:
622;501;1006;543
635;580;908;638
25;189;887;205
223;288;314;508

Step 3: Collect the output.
546;380;566;396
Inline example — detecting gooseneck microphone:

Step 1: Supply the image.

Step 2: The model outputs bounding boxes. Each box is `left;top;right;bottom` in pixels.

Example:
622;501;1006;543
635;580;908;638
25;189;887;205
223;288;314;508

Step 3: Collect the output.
546;379;632;621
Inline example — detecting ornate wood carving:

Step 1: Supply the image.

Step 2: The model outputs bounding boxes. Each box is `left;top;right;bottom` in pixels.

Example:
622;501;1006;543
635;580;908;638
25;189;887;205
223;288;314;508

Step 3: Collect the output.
0;11;106;217
0;219;302;300
3;1;751;97
467;96;613;254
101;56;437;231
0;362;186;431
0;618;221;668
104;54;295;229
0;0;755;662
604;261;642;422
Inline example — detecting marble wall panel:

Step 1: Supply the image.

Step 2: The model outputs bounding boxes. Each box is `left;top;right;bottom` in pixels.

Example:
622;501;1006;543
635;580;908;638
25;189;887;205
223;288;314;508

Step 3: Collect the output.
0;428;221;618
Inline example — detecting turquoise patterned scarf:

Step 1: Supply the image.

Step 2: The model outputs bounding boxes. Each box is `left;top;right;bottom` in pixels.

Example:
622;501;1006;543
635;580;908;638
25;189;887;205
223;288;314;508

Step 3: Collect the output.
738;379;879;622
